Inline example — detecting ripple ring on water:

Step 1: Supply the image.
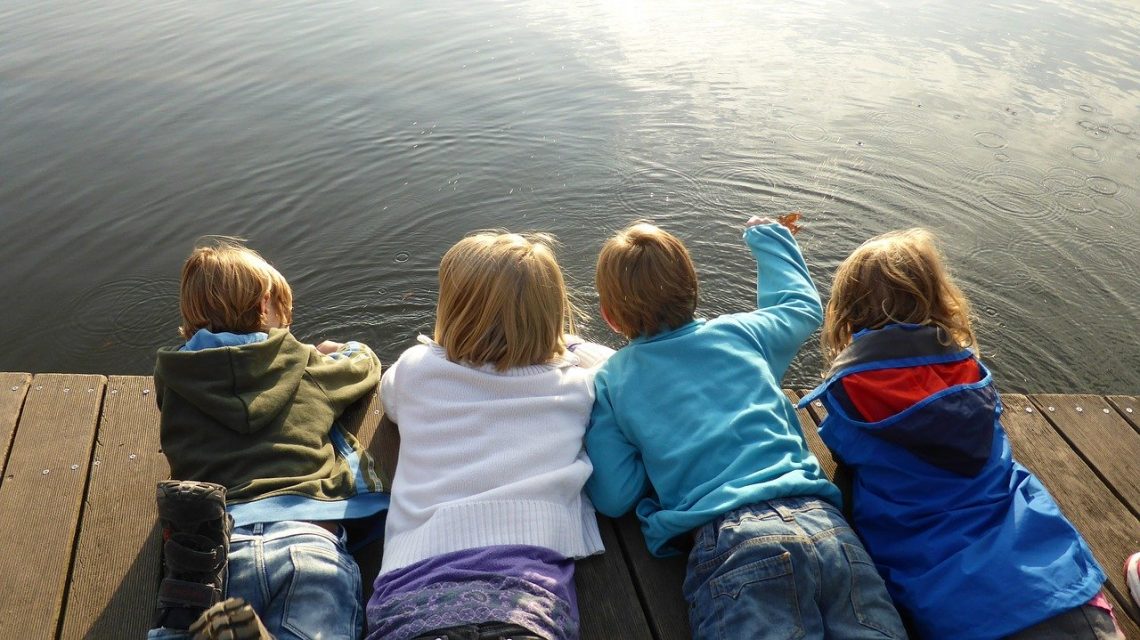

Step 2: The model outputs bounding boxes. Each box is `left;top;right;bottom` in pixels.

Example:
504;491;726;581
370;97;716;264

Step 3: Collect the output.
1070;145;1103;163
615;165;705;217
977;172;1045;197
974;131;1007;149
1041;166;1086;192
1079;104;1095;113
976;190;1053;221
66;277;180;349
1091;194;1135;220
1052;190;1096;213
789;124;827;143
394;252;411;263
1111;123;1133;135
1085;176;1119;196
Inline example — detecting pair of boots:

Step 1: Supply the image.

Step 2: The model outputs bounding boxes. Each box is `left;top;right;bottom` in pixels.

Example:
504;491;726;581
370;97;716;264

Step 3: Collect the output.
154;480;272;640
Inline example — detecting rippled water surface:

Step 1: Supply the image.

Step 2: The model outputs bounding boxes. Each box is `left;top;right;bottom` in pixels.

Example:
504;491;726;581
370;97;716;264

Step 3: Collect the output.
3;0;1139;392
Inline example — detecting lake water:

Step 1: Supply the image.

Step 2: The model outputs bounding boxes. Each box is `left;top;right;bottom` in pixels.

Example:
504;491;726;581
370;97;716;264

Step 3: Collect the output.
2;0;1138;393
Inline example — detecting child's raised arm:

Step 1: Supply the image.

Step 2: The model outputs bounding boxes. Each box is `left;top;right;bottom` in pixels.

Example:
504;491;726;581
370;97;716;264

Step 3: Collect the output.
731;218;823;381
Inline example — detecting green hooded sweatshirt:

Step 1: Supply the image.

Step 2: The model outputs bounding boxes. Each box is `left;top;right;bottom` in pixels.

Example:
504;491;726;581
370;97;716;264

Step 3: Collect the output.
154;329;386;526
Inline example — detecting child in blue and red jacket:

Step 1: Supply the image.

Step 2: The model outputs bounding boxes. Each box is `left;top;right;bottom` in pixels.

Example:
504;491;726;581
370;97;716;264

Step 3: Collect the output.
799;228;1121;640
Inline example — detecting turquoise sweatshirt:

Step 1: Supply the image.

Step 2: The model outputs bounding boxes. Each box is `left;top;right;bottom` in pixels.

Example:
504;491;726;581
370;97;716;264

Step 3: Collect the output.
584;223;840;557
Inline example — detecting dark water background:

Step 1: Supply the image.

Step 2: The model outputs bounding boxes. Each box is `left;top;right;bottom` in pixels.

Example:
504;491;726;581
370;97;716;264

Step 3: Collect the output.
2;0;1138;392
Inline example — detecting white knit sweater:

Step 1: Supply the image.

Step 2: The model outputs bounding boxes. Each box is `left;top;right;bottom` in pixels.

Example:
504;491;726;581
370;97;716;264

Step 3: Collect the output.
378;337;607;574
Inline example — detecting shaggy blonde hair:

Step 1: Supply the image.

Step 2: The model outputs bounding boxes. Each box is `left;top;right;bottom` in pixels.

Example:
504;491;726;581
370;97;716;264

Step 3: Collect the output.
179;238;294;340
822;228;976;361
596;222;698;339
434;231;576;370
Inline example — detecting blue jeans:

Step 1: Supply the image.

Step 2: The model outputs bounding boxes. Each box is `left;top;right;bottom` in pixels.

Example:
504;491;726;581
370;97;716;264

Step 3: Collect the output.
683;497;907;640
150;520;363;640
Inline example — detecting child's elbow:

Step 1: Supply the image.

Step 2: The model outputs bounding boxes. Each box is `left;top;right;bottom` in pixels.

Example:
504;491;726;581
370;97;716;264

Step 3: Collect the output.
590;494;633;518
586;481;636;517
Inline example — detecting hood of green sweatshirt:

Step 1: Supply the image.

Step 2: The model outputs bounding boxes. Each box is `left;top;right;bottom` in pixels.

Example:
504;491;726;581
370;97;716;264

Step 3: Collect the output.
154;329;308;435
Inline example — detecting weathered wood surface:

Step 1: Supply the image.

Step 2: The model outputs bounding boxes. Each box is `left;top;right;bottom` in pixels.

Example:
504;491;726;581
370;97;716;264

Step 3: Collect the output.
0;372;32;480
0;374;105;638
0;371;1137;639
61;376;167;640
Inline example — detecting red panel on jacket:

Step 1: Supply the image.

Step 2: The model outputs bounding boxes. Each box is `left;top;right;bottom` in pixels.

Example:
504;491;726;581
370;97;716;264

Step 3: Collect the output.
841;359;982;422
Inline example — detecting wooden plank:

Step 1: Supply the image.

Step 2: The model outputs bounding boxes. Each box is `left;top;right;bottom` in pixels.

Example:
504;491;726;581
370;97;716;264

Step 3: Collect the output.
1000;396;1140;634
0;372;32;481
576;516;654;640
1106;395;1139;436
787;389;836;479
1030;394;1140;518
613;512;689;640
61;376;168;640
0;373;106;639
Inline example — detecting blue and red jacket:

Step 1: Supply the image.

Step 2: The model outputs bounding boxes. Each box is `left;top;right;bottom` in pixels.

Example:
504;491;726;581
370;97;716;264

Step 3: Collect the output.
799;324;1104;640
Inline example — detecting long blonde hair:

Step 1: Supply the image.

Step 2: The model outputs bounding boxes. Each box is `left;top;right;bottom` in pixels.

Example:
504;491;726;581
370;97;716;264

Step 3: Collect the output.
179;237;294;339
434;231;577;370
822;228;976;361
595;222;698;339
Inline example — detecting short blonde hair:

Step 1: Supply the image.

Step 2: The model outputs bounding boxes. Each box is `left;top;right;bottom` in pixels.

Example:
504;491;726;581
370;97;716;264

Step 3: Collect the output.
434;231;576;370
596;222;698;339
822;228;976;361
179;238;294;340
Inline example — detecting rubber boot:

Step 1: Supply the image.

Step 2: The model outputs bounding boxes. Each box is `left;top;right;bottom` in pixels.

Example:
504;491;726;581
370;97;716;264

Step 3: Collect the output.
190;598;275;640
153;480;233;630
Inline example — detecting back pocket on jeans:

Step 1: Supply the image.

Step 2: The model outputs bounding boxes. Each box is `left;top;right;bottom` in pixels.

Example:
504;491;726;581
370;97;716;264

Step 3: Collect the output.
842;542;905;638
282;544;363;640
707;550;803;640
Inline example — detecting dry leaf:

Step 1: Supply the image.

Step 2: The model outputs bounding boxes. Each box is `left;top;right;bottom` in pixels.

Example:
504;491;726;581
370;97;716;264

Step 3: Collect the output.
777;211;802;235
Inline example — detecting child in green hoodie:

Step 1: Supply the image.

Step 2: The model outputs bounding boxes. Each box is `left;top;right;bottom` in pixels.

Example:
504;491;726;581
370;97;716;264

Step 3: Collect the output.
148;238;385;640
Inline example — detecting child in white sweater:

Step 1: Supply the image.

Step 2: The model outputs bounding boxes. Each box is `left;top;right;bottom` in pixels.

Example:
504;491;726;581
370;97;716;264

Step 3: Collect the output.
365;231;610;640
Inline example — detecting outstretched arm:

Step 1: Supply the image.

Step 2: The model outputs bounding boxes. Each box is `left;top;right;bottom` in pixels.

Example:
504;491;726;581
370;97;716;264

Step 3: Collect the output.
731;218;823;380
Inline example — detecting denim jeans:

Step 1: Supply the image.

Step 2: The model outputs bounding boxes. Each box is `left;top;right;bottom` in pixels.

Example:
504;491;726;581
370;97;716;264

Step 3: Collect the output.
149;520;363;640
1003;603;1124;640
683;497;907;640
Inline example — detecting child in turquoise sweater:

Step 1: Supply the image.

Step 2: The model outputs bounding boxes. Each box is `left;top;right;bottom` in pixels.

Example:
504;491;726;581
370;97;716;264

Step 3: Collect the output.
585;217;906;640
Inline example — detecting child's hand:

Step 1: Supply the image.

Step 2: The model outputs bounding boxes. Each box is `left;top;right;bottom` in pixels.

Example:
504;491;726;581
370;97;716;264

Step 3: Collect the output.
745;216;776;228
315;340;344;354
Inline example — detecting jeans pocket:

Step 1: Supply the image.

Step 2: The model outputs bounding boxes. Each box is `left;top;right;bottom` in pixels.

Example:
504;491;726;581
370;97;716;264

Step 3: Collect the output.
281;544;363;640
842;542;906;638
705;550;803;640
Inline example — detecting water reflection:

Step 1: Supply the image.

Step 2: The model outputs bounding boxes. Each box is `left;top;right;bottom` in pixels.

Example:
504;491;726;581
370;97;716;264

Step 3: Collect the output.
1;0;1137;392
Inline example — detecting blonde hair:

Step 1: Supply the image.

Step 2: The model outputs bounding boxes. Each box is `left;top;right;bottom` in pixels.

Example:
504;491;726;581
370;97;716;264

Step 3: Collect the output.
596;222;698;339
822;228;976;361
179;237;294;340
434;231;576;370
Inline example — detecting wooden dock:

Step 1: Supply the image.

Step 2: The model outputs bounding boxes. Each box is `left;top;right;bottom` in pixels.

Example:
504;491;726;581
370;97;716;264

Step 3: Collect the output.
0;371;1137;638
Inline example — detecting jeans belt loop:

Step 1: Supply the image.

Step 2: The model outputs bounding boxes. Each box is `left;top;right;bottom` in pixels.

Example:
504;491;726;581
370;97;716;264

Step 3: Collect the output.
772;501;796;522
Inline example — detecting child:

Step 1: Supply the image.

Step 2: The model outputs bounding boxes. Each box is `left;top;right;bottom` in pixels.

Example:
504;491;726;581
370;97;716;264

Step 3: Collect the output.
149;238;386;640
798;228;1120;640
365;231;609;640
585;218;907;639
